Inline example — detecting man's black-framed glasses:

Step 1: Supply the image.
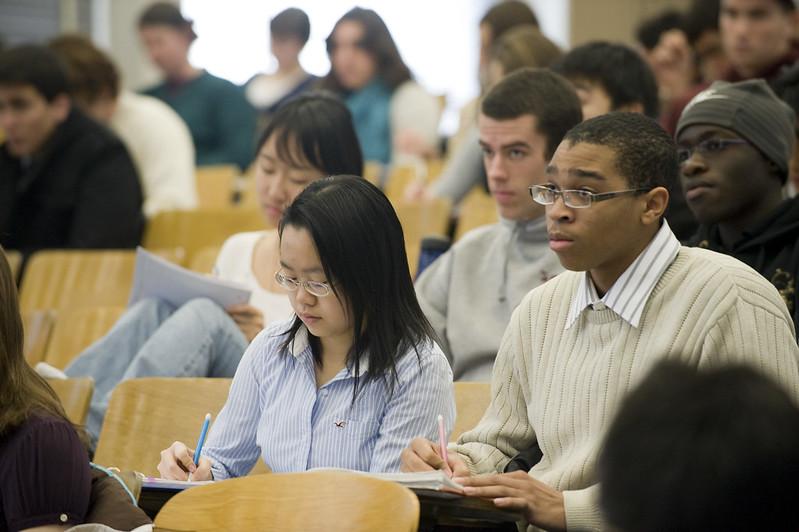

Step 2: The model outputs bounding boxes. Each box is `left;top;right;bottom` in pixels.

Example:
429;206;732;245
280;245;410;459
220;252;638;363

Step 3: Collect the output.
676;138;748;165
529;185;649;209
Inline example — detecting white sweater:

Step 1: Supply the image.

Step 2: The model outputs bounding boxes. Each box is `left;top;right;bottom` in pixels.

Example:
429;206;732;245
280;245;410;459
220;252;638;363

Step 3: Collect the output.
452;247;799;531
110;91;197;217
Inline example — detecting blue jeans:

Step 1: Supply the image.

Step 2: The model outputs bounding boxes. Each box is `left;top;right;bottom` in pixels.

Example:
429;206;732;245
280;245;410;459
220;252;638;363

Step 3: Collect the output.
65;298;248;445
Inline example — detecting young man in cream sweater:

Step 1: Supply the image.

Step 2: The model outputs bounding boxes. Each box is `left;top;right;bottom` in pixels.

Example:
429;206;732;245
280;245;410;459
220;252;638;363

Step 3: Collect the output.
415;68;581;381
401;112;799;531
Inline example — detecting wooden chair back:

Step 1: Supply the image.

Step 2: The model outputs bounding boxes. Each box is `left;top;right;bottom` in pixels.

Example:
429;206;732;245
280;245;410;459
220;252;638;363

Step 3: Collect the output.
188;246;221;274
144;209;266;265
452;382;491;442
4;248;21;281
454;188;498;241
22;310;55;366
94;378;255;477
196;164;239;208
48;377;94;425
19;250;136;313
394;198;452;278
44;306;125;369
154;470;420;532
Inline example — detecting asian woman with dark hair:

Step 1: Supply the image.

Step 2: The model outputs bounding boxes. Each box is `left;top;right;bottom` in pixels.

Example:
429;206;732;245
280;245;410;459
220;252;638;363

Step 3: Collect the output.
320;7;440;164
48;92;364;445
158;177;455;478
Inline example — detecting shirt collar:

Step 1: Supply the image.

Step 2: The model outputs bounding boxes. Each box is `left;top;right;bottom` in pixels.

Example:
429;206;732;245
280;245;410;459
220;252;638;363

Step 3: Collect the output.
288;323;369;377
565;220;681;330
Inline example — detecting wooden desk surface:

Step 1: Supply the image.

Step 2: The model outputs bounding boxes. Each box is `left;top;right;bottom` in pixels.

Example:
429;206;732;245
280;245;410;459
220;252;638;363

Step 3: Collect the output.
144;486;521;531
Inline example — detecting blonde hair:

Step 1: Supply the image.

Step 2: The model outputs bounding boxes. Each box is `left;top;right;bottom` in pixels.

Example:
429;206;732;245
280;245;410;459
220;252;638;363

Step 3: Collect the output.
490;25;563;74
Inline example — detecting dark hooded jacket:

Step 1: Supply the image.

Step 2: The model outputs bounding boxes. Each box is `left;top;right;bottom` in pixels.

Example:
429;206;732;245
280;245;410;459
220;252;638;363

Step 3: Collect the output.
0;108;144;259
688;196;799;334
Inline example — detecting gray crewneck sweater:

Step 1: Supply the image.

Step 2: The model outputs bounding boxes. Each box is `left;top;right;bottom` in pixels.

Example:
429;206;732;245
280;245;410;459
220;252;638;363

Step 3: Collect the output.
415;216;563;380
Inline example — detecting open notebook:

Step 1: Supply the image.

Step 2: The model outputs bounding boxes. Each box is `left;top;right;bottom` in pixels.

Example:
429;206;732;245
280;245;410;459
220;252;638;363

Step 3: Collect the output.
311;469;464;492
142;470;462;492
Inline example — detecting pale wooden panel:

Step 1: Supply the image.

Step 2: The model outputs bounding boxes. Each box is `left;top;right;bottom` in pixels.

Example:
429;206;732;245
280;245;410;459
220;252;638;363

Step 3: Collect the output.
394;198;452;278
4;249;21;280
570;0;692;47
94;378;269;477
22;310;55;366
188;246;221;274
454;188;498;241
48;377;94;425
196;164;238;209
154;470;419;532
19;250;136;313
144;209;267;265
363;160;385;187
452;382;491;442
44;306;125;370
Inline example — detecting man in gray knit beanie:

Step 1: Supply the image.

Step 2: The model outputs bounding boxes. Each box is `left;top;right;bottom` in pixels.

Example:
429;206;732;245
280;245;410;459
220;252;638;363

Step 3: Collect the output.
677;78;799;330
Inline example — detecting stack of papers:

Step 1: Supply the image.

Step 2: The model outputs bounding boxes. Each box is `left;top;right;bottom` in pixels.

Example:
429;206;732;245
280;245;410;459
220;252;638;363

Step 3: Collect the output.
128;247;251;308
310;469;463;491
143;477;214;491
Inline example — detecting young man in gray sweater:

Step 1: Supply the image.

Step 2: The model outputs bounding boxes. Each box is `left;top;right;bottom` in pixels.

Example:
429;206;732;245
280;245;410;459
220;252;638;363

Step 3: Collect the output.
403;112;799;531
415;68;582;381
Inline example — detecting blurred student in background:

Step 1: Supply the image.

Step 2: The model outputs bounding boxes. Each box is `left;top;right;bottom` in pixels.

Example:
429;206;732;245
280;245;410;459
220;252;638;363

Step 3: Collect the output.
0;45;143;258
245;8;317;132
49;34;197;218
409;25;562;204
138;2;255;171
320;7;440;165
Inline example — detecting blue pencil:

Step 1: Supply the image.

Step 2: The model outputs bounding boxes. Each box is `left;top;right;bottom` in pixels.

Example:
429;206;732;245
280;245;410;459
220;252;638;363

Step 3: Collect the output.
193;413;212;466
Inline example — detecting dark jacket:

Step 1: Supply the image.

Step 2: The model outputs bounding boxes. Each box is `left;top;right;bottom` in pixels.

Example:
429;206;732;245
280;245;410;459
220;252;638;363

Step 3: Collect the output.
0;108;144;257
688;196;799;333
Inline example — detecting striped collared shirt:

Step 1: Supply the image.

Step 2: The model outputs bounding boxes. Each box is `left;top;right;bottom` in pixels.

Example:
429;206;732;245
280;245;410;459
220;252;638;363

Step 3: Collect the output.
203;320;455;479
565;220;681;329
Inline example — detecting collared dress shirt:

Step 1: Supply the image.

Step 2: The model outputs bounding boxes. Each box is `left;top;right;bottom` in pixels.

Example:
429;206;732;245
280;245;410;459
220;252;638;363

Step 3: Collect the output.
566;220;681;329
203;320;455;478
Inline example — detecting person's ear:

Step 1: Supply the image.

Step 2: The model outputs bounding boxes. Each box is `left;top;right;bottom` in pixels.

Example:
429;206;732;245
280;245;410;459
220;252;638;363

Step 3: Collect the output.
50;93;71;123
640;186;669;226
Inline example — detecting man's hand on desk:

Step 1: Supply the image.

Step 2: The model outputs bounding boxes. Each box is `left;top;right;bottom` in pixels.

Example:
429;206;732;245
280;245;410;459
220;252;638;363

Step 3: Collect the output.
455;470;566;531
400;437;470;477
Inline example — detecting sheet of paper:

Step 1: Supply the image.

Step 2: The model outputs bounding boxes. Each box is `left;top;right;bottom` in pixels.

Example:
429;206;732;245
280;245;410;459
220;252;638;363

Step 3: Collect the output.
309;468;464;491
142;477;214;490
128;247;251;309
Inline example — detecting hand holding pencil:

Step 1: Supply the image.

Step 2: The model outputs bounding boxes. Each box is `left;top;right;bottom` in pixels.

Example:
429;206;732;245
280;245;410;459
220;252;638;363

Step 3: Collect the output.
157;413;214;481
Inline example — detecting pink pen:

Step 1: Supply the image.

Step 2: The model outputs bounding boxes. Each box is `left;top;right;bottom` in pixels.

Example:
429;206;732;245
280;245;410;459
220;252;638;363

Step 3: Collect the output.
437;414;453;476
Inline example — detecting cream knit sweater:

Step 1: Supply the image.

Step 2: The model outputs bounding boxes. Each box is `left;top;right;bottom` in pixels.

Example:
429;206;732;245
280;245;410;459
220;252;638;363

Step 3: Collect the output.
452;247;799;531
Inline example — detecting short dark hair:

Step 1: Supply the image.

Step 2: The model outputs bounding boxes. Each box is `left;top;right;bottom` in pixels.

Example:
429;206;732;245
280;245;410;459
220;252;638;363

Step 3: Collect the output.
481;68;582;160
48;34;120;103
0;45;69;102
599;360;799;532
563;112;678;191
636;10;684;51
684;0;720;45
552;41;660;119
138;2;197;41
480;1;539;39
256;91;363;177
270;7;310;45
322;7;411;92
278;176;436;399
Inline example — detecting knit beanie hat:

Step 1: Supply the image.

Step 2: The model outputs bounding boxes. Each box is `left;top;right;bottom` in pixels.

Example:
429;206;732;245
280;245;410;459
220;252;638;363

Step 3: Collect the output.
676;79;796;182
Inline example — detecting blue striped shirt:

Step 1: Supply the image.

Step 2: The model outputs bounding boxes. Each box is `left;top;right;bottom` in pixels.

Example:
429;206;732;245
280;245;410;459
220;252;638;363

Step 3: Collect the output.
203;320;455;479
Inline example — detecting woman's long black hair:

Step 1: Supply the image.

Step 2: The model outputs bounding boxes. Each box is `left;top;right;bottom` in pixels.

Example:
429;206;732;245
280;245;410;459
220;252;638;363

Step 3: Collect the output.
279;176;435;399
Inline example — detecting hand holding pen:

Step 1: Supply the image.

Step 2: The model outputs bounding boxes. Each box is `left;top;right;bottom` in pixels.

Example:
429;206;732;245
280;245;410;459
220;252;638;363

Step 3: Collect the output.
157;413;214;481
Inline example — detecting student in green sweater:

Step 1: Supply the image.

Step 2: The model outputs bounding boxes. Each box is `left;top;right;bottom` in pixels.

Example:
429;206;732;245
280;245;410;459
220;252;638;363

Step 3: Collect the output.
401;112;799;531
138;2;255;171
